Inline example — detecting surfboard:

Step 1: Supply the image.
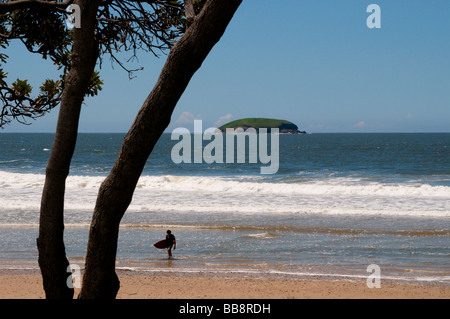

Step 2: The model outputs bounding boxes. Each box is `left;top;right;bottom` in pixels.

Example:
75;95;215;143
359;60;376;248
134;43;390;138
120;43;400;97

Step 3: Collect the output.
153;239;168;249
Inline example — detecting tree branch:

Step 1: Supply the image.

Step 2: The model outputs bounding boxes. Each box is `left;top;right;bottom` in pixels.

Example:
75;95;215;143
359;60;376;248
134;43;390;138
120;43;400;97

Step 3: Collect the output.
184;0;195;20
0;0;74;14
79;0;242;298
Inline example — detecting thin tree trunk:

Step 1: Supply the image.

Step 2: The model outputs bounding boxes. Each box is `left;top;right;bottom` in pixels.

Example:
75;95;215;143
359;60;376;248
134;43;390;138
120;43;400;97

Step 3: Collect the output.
37;0;101;299
79;0;242;299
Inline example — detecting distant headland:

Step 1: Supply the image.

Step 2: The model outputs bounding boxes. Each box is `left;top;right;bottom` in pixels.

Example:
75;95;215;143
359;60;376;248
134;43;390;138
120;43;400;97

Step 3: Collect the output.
219;118;306;134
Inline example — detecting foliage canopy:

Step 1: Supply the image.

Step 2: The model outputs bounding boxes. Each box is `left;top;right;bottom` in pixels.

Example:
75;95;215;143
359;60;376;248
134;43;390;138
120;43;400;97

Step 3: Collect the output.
0;0;200;127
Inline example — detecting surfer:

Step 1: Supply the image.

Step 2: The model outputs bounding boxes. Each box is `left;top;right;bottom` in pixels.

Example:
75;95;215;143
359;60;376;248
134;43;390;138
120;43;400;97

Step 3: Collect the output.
166;230;176;258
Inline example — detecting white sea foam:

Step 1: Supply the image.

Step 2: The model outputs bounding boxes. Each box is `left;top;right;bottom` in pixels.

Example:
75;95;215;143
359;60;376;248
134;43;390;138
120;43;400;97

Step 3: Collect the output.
1;170;450;197
111;266;450;284
0;171;449;220
133;174;450;198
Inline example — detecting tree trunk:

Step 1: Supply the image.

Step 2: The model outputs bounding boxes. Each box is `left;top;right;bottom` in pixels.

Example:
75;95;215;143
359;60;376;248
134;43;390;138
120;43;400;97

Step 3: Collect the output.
79;0;242;299
37;0;101;299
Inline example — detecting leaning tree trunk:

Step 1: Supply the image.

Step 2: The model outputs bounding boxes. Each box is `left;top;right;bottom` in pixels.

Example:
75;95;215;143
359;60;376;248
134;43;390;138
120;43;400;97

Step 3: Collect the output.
79;0;242;299
37;0;101;299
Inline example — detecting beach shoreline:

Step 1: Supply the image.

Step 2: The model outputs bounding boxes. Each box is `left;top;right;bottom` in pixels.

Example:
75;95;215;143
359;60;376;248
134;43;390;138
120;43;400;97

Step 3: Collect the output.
1;268;448;299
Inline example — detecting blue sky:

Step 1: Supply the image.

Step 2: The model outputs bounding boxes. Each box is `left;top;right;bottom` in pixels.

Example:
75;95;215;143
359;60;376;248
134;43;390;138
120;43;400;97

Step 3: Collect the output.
2;0;450;133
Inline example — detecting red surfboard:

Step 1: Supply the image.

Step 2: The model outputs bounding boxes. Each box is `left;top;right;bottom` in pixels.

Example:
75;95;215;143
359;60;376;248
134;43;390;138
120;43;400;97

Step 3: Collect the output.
153;239;168;249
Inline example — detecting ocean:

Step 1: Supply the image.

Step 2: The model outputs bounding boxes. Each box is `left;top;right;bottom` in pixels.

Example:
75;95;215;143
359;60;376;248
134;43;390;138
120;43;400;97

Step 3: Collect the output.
0;133;449;285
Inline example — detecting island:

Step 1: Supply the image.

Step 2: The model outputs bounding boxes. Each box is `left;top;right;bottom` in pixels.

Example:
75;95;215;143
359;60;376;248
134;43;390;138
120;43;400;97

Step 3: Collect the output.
219;118;306;134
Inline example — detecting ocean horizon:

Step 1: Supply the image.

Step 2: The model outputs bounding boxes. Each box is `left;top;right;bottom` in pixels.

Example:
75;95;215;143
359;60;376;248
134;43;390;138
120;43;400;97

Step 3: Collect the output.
0;133;449;285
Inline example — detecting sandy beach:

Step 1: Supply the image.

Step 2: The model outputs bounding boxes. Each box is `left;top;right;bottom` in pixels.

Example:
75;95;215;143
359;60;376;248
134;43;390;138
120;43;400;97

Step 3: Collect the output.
0;269;448;299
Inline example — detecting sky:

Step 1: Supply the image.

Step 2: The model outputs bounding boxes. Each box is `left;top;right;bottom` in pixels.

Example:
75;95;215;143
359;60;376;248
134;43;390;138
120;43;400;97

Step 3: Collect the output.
2;0;450;133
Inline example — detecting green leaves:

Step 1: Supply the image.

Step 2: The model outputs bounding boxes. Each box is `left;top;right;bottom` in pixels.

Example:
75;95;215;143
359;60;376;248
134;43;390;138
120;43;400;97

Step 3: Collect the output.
86;71;103;97
0;5;70;126
11;8;71;64
0;68;7;86
0;0;200;127
11;78;32;98
39;79;60;97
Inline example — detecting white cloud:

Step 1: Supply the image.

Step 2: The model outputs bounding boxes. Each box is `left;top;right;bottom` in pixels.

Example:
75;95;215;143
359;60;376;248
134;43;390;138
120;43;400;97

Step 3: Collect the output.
213;113;233;128
354;121;367;128
406;113;413;119
174;111;201;124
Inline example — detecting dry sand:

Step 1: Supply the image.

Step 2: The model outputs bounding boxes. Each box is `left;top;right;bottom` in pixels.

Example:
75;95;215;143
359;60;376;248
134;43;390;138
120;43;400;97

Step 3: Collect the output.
0;269;449;299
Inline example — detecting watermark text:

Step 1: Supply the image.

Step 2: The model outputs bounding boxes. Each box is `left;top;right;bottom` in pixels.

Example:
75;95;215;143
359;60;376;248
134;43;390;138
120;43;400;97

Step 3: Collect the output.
171;120;279;174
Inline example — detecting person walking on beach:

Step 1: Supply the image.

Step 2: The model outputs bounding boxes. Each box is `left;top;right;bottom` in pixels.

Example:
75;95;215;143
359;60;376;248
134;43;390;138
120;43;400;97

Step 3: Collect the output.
166;230;176;258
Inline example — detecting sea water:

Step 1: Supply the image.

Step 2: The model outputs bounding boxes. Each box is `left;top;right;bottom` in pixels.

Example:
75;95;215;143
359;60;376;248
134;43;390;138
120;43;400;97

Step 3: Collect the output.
0;133;449;284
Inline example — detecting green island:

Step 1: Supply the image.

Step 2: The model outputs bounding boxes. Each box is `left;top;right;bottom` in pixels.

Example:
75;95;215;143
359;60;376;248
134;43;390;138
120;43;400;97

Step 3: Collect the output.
219;118;306;134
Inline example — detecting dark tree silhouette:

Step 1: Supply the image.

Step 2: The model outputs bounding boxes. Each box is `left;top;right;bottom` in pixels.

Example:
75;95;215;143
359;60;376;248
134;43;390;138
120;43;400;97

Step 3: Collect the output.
0;0;241;298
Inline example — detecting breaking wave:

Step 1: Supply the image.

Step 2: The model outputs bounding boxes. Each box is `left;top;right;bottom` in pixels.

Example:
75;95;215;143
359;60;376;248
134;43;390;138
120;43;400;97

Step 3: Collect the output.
1;171;449;220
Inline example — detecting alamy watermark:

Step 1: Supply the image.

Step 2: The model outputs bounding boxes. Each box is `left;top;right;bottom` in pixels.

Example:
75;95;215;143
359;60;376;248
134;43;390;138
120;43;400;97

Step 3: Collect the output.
367;4;381;29
366;264;381;288
171;120;279;174
66;4;81;29
66;264;81;289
